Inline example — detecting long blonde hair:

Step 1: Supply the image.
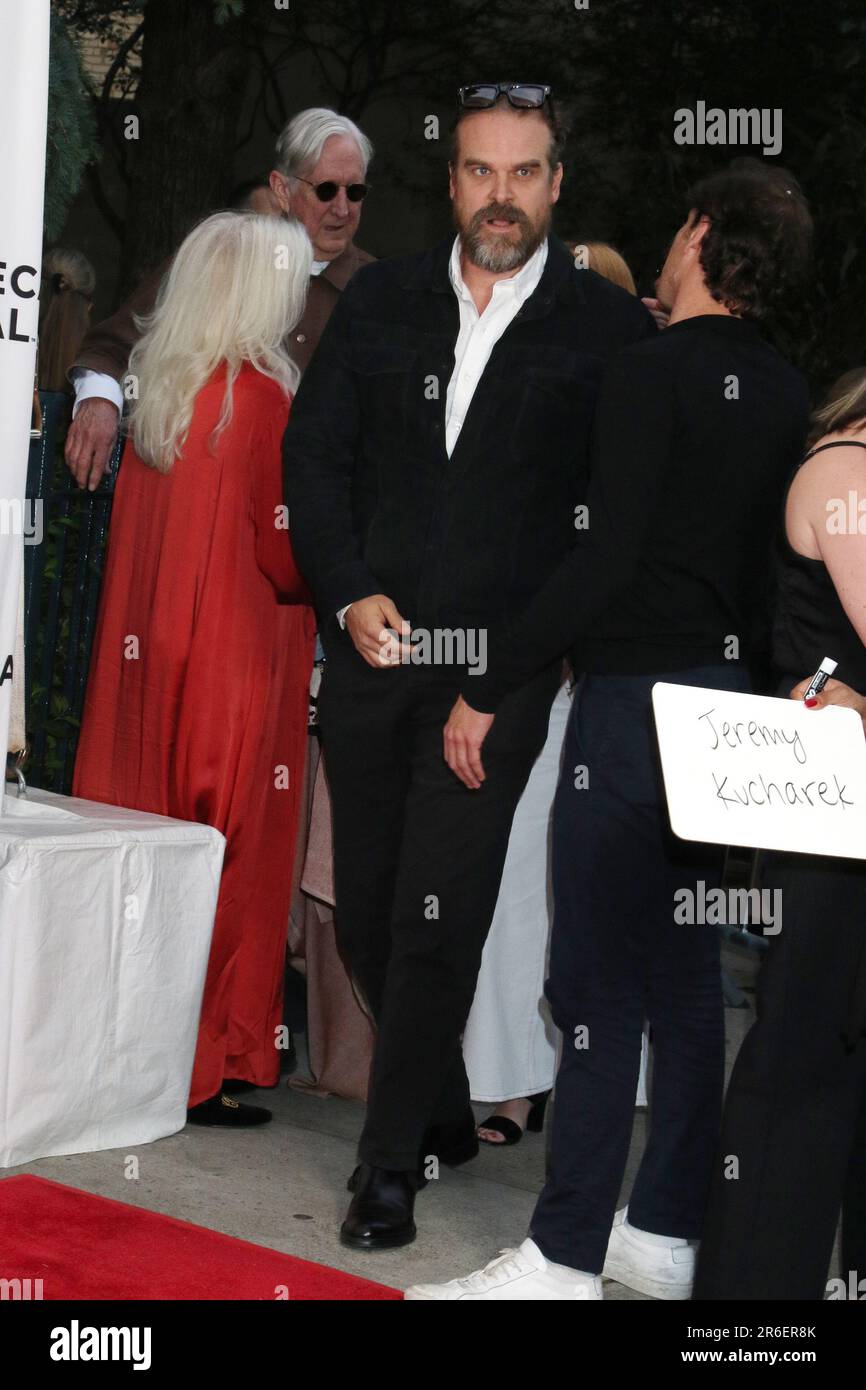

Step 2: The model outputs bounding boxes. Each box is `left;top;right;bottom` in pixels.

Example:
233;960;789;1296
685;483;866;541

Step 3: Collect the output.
127;211;312;472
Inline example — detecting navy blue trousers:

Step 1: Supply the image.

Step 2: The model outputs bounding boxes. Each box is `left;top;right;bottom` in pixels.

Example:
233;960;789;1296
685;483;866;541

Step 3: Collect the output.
530;666;750;1273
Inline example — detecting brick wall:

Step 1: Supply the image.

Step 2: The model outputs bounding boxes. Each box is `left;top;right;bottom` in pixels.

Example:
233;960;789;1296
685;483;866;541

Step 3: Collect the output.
74;16;142;100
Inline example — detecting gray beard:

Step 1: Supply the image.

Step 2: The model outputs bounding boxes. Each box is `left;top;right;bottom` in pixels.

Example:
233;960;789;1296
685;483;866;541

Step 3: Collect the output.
461;215;548;274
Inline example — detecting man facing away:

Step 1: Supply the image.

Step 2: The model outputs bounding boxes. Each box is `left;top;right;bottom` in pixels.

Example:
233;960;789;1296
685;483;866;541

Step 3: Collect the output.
409;159;813;1298
65;107;375;492
282;82;656;1250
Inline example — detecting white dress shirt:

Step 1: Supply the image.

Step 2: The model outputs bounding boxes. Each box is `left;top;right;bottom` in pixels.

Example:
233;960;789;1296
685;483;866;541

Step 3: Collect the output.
338;235;549;628
71;366;124;416
71;257;333;417
445;233;547;455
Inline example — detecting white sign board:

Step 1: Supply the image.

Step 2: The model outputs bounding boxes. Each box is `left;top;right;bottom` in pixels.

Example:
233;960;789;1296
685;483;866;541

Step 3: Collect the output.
652;682;866;861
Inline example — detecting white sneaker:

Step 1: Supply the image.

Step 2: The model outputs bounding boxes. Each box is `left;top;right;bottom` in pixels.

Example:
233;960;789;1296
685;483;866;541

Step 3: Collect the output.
404;1238;603;1301
602;1208;695;1300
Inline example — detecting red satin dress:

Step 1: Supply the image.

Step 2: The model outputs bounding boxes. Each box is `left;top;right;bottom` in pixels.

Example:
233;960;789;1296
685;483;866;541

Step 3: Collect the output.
73;362;316;1106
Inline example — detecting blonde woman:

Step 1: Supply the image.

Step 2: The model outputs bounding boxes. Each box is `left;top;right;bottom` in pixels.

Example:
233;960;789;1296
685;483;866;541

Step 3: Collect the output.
74;212;316;1127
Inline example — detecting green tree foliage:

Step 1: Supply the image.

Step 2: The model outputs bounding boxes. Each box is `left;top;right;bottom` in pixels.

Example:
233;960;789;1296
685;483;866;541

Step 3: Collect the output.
535;0;866;390
45;12;99;240
53;0;865;387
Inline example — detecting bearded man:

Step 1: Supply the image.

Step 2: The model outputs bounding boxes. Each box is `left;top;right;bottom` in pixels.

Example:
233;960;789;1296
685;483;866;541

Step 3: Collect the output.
282;82;655;1249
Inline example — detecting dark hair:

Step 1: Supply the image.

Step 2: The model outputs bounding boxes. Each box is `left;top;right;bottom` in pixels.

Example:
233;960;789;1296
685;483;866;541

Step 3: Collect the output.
449;89;571;172
683;158;812;323
227;175;271;210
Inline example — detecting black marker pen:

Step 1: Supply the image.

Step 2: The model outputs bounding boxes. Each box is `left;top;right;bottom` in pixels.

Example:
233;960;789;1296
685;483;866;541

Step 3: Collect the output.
803;656;837;707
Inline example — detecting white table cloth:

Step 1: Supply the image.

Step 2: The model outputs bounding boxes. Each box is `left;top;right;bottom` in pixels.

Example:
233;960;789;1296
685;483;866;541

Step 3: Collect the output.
0;787;224;1167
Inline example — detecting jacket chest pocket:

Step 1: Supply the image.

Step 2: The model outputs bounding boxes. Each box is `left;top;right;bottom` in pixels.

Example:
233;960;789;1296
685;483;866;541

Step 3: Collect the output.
355;350;423;460
348;324;423;434
508;357;603;466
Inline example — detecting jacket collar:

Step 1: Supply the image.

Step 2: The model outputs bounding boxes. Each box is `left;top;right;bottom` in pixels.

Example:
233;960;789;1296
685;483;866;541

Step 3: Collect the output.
319;242;374;292
418;232;582;314
447;233;548;306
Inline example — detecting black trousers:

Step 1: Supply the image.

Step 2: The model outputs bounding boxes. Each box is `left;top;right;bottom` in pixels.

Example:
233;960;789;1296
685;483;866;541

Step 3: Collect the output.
318;632;560;1170
530;666;750;1273
693;846;866;1300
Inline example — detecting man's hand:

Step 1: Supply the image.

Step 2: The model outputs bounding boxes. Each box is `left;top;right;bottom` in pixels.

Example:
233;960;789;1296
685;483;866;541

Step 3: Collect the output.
641;296;669;331
345;594;413;668
65;397;120;491
443;694;495;789
790;675;866;737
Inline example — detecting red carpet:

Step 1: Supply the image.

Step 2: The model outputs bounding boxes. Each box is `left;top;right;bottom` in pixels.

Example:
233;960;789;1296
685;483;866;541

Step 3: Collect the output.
0;1176;402;1300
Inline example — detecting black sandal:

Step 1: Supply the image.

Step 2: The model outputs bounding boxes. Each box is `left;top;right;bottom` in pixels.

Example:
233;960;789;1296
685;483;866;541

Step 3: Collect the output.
477;1091;551;1146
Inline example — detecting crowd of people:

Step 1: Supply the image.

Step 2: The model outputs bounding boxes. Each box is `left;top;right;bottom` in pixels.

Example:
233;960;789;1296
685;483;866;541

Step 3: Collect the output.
44;85;866;1300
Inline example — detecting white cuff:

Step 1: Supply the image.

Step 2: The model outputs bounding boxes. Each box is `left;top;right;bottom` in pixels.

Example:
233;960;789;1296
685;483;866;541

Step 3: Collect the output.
337;604;353;629
71;369;124;419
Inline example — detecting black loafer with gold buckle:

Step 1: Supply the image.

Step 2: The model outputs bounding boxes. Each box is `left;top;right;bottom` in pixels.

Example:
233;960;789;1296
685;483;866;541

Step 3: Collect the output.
186;1092;272;1126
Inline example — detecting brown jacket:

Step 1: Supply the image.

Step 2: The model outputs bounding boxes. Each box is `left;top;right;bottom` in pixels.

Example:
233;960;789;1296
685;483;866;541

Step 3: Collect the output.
71;241;375;383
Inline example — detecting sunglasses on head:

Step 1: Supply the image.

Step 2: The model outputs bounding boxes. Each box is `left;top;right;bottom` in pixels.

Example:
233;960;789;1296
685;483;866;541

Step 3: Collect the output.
295;176;370;203
458;82;553;111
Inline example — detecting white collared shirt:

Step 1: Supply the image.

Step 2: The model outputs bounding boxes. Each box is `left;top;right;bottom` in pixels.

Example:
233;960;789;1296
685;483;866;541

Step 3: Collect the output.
445;233;548;456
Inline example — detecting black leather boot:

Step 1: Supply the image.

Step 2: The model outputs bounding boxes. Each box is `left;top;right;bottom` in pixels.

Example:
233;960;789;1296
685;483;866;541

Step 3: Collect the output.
340;1164;420;1250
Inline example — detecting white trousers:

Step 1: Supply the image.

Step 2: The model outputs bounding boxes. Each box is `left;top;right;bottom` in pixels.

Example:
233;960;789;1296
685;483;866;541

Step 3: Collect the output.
463;682;571;1102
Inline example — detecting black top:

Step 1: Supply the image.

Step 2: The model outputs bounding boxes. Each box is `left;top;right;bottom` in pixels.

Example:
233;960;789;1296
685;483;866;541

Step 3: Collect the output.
463;313;810;712
283;235;655;638
773;441;866;691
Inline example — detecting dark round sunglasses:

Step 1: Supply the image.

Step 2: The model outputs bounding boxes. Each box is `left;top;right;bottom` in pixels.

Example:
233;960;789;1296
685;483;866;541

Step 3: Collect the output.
295;176;370;203
458;82;553;111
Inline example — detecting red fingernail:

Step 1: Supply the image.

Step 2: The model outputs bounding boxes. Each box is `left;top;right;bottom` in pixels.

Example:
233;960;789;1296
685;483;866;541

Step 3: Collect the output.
804;697;818;708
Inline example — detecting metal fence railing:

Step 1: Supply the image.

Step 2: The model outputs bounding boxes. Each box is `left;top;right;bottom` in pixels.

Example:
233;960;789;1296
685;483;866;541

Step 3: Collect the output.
24;390;123;793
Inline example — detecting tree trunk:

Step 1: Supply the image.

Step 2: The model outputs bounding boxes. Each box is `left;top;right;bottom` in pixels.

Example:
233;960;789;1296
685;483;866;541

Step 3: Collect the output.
120;0;249;295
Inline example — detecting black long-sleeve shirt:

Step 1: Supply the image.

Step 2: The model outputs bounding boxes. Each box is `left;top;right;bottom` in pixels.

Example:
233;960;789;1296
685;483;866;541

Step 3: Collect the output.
462;314;810;712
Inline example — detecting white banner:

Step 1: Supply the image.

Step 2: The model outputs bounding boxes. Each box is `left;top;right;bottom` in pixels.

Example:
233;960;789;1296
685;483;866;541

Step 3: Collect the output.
0;1;50;814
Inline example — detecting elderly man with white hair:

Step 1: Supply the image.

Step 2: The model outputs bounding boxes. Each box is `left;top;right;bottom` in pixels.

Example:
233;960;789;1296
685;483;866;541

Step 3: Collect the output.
65;107;375;491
